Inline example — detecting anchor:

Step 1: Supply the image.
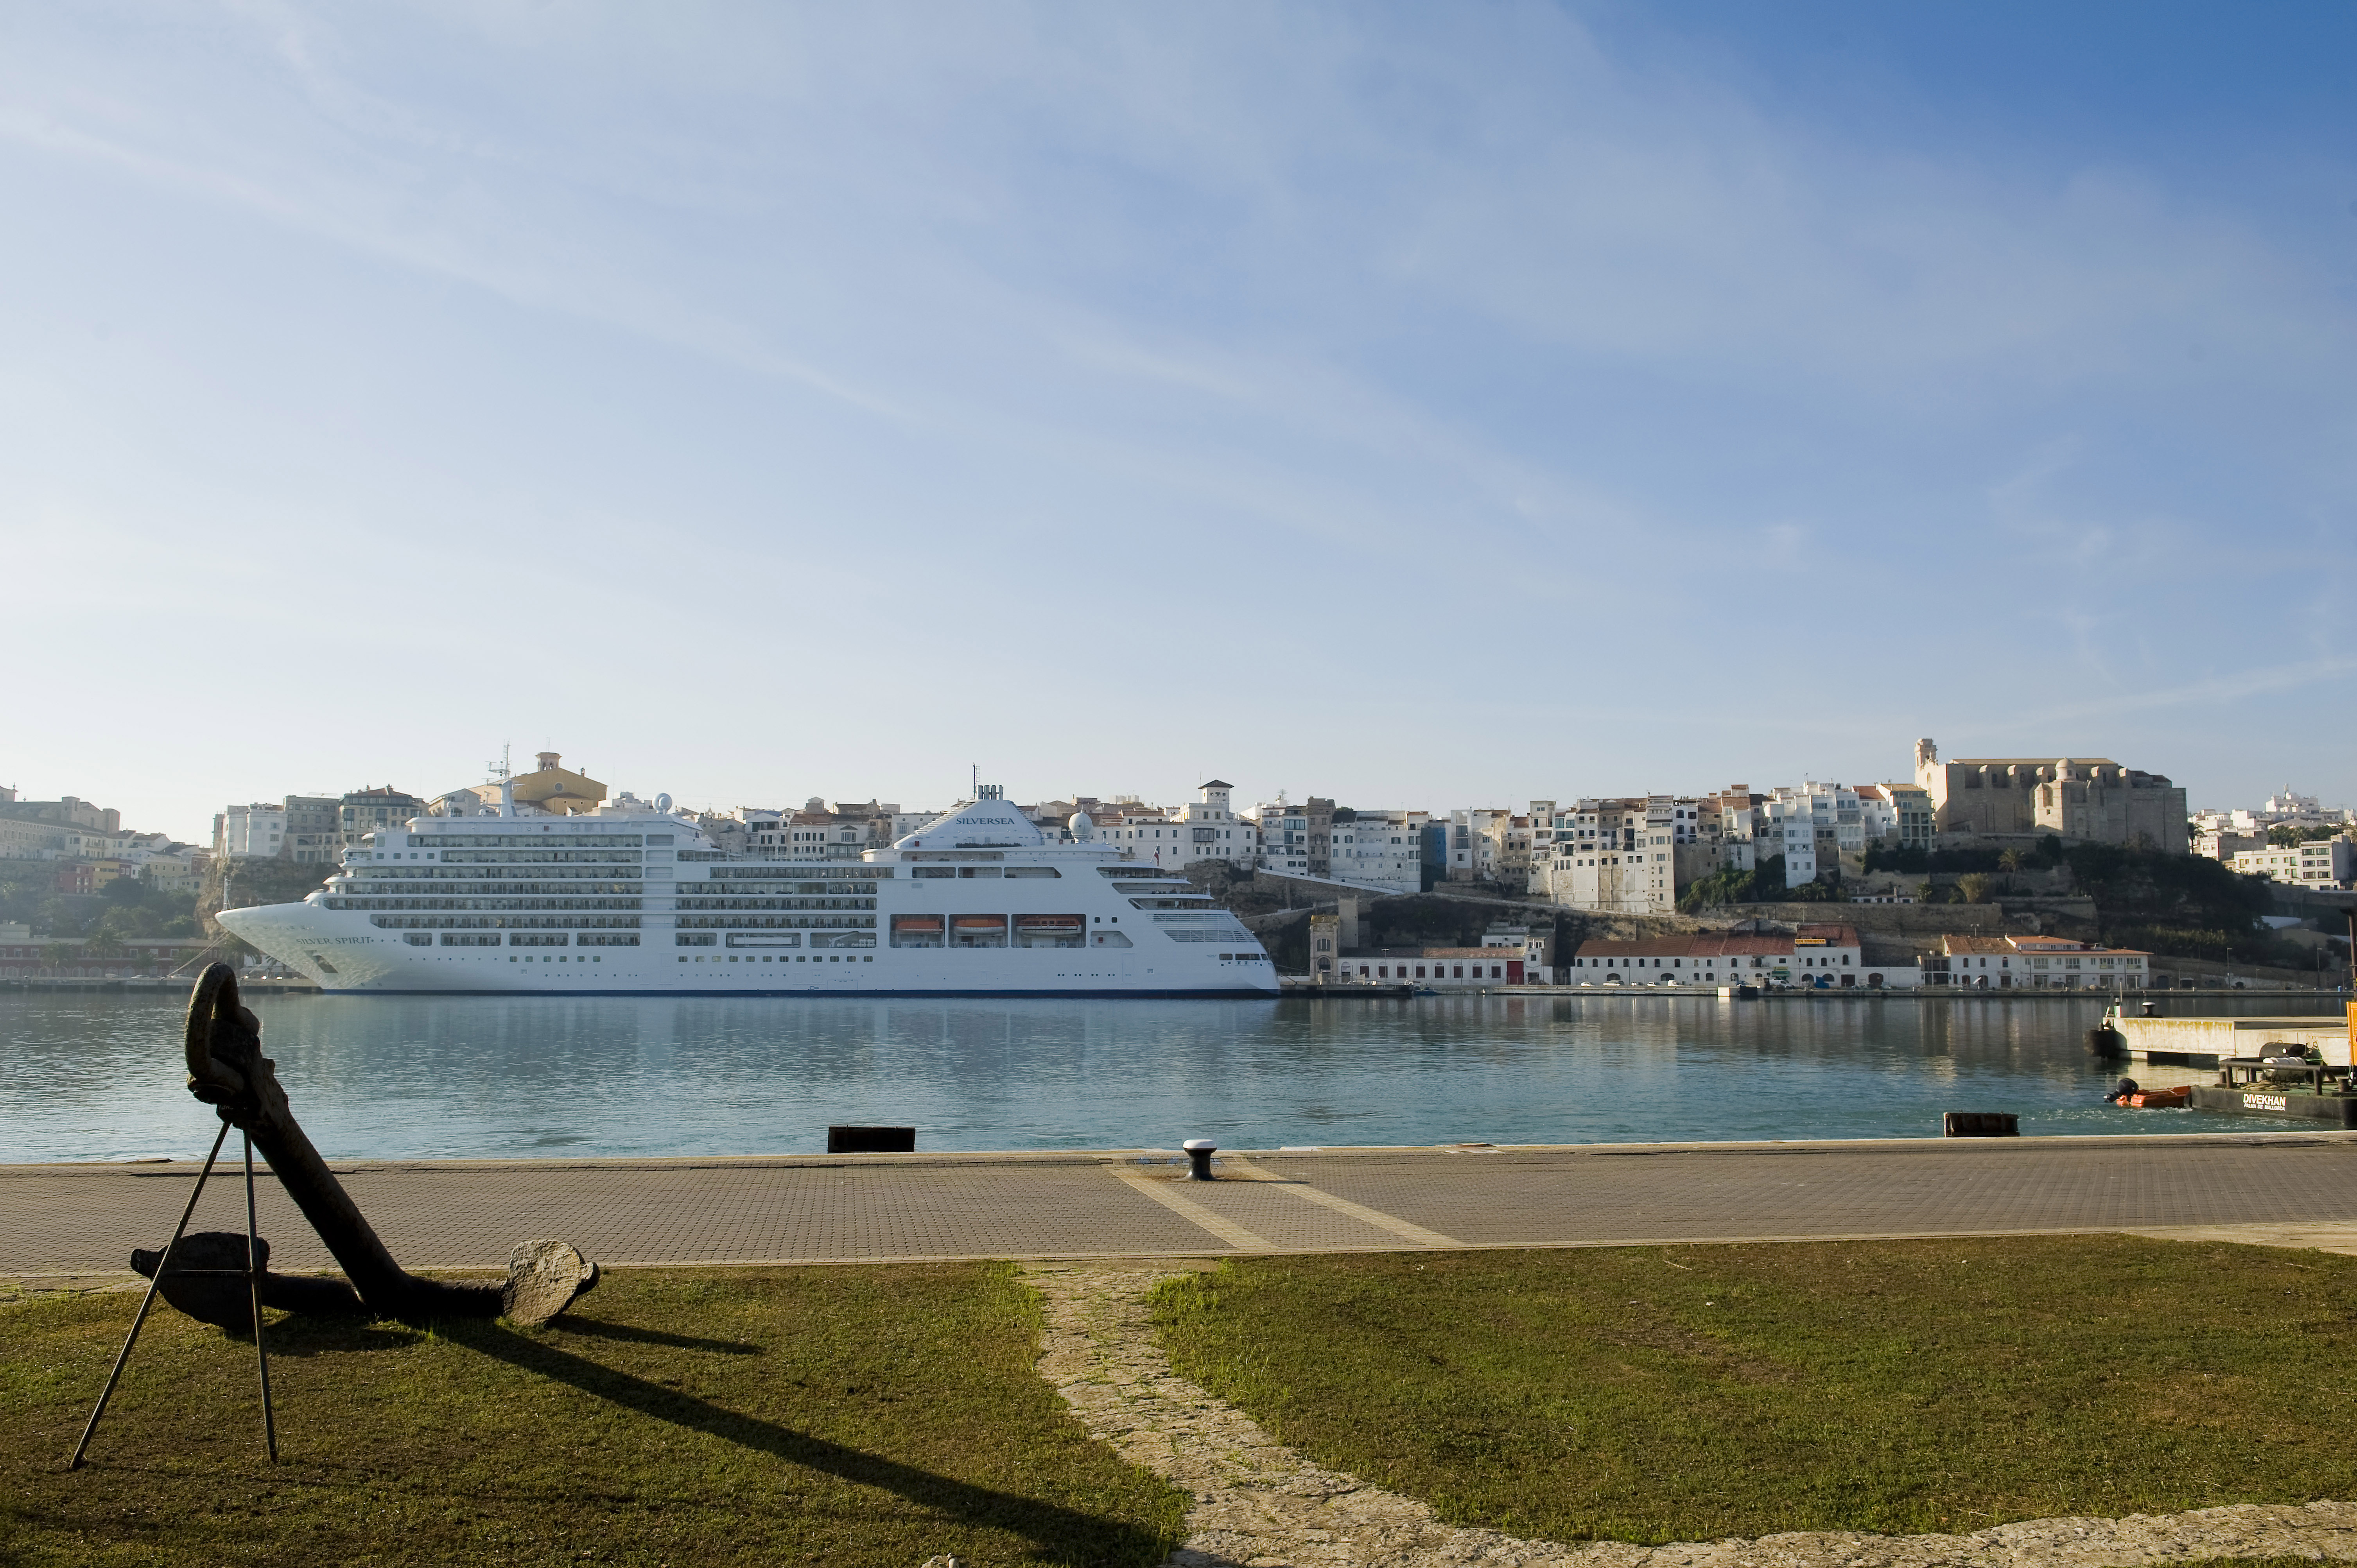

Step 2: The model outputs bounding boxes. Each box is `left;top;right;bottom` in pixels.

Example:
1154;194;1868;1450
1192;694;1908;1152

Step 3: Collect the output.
70;965;599;1468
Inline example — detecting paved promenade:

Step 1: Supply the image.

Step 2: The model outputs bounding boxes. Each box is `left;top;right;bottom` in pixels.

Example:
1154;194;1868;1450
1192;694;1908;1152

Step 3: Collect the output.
8;1130;2357;1279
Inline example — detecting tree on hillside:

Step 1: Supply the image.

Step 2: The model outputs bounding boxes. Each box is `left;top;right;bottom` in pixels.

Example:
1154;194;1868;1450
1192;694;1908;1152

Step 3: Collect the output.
1677;855;1790;912
1997;848;2025;873
2061;841;2291;966
1957;873;1996;904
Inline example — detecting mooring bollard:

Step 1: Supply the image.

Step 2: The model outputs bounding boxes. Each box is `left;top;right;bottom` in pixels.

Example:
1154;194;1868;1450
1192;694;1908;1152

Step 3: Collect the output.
1182;1138;1217;1180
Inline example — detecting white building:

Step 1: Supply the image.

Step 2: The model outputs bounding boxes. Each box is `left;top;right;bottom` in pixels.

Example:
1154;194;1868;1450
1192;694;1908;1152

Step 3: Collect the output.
1443;808;1513;882
1940;934;2152;989
1758;781;1870;888
1567;924;1880;987
1256;800;1311;876
1482;921;1554;980
1098;781;1259;871
2230;837;2355;890
2196;827;2266;861
1530;795;1713;914
215;803;287;860
1172;780;1259;869
1697;787;1761;873
1327;810;1426;894
1881;783;1936;849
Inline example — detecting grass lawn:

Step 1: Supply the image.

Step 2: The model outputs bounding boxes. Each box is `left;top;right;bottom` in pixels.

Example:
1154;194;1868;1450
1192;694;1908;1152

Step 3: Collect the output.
1153;1236;2357;1546
4;1263;1182;1568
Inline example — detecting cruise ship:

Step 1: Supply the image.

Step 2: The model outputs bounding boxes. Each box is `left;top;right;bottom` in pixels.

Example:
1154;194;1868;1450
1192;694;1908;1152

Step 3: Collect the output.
214;790;1279;997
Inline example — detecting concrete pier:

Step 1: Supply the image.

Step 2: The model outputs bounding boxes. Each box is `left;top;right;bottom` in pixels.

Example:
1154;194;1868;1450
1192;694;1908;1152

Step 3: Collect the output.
2109;1010;2351;1067
7;1131;2357;1279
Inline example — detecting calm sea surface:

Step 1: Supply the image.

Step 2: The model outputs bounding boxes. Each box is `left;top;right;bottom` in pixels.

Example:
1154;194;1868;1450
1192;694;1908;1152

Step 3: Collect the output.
2;991;2343;1163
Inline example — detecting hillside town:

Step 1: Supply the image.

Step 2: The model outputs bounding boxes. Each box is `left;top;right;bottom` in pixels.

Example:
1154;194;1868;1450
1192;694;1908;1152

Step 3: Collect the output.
2;740;2352;990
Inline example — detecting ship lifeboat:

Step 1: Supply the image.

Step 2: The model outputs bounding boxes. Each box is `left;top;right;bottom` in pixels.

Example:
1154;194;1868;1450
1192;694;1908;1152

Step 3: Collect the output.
950;914;1008;948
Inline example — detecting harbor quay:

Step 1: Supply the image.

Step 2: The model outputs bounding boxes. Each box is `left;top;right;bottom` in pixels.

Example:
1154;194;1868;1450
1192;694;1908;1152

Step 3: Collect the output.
8;1130;2357;1283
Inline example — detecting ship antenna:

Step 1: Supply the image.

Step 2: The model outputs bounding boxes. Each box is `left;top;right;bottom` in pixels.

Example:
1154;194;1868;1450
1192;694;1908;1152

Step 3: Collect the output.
488;744;514;819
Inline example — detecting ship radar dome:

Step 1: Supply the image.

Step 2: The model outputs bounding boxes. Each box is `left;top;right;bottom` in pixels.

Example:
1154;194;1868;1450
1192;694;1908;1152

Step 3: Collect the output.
1067;811;1095;841
655;792;673;814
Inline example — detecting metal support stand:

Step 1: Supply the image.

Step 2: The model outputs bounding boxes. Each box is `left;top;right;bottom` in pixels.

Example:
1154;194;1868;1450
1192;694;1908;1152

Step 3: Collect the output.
244;1131;278;1463
69;1118;279;1469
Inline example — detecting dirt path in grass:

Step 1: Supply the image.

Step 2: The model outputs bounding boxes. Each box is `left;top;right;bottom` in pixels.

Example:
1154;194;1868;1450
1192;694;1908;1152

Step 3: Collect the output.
1024;1260;2357;1568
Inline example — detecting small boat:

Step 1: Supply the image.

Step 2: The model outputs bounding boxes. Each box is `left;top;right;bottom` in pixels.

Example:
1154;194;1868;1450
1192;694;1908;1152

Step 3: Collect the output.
2104;1076;2190;1109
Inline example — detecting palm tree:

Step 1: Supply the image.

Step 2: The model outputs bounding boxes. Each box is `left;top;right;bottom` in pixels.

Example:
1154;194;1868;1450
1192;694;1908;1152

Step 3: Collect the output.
1997;848;2025;873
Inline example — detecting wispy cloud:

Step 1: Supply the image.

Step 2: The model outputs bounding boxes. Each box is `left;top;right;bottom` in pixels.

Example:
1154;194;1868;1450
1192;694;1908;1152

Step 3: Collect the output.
0;0;2351;829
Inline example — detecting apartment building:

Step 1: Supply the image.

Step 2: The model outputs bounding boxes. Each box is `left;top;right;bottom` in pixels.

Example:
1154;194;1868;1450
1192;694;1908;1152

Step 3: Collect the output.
1443;808;1516;882
1326;809;1426;894
1257;799;1311;876
340;787;426;849
1854;783;1935;850
1756;781;1876;887
215;802;286;859
1530;796;1713;914
2229;837;2355;890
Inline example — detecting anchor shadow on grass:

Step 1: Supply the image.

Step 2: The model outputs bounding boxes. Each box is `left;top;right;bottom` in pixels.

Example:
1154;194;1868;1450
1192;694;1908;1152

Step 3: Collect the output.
446;1318;1165;1557
551;1317;760;1355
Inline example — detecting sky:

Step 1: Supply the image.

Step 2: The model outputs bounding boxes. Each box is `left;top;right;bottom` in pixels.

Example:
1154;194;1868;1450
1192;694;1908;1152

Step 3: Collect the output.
3;1;2352;842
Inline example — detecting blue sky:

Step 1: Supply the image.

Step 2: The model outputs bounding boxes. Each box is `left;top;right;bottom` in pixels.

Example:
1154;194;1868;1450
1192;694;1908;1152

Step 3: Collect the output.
4;2;2351;840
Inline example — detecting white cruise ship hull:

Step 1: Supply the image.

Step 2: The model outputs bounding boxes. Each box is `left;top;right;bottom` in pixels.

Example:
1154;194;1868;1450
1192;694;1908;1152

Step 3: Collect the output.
213;796;1279;998
216;898;1274;995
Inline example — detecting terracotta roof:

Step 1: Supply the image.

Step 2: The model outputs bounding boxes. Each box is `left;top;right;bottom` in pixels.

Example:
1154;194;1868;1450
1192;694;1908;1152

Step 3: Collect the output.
1576;935;1794;959
1575;937;1702;960
1688;934;1794;957
1941;935;2016;955
1343;947;1519;961
1794;923;1861;945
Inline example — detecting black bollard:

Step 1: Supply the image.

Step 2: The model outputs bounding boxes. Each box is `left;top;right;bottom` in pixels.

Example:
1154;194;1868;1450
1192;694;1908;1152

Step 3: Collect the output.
1183;1138;1217;1181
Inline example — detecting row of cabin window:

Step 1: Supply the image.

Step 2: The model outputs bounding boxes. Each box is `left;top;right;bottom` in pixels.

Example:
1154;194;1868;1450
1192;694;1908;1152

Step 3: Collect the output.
682;953;875;962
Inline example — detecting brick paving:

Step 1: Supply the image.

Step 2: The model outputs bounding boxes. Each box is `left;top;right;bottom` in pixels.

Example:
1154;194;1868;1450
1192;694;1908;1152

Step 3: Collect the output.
4;1132;2355;1278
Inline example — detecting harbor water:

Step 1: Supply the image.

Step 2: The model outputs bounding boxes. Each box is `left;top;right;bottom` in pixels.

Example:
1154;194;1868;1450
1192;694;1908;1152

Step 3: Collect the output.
3;991;2344;1164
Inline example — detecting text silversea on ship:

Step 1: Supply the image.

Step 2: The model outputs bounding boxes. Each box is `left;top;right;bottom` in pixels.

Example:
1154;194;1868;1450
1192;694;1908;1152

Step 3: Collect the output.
213;790;1279;996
